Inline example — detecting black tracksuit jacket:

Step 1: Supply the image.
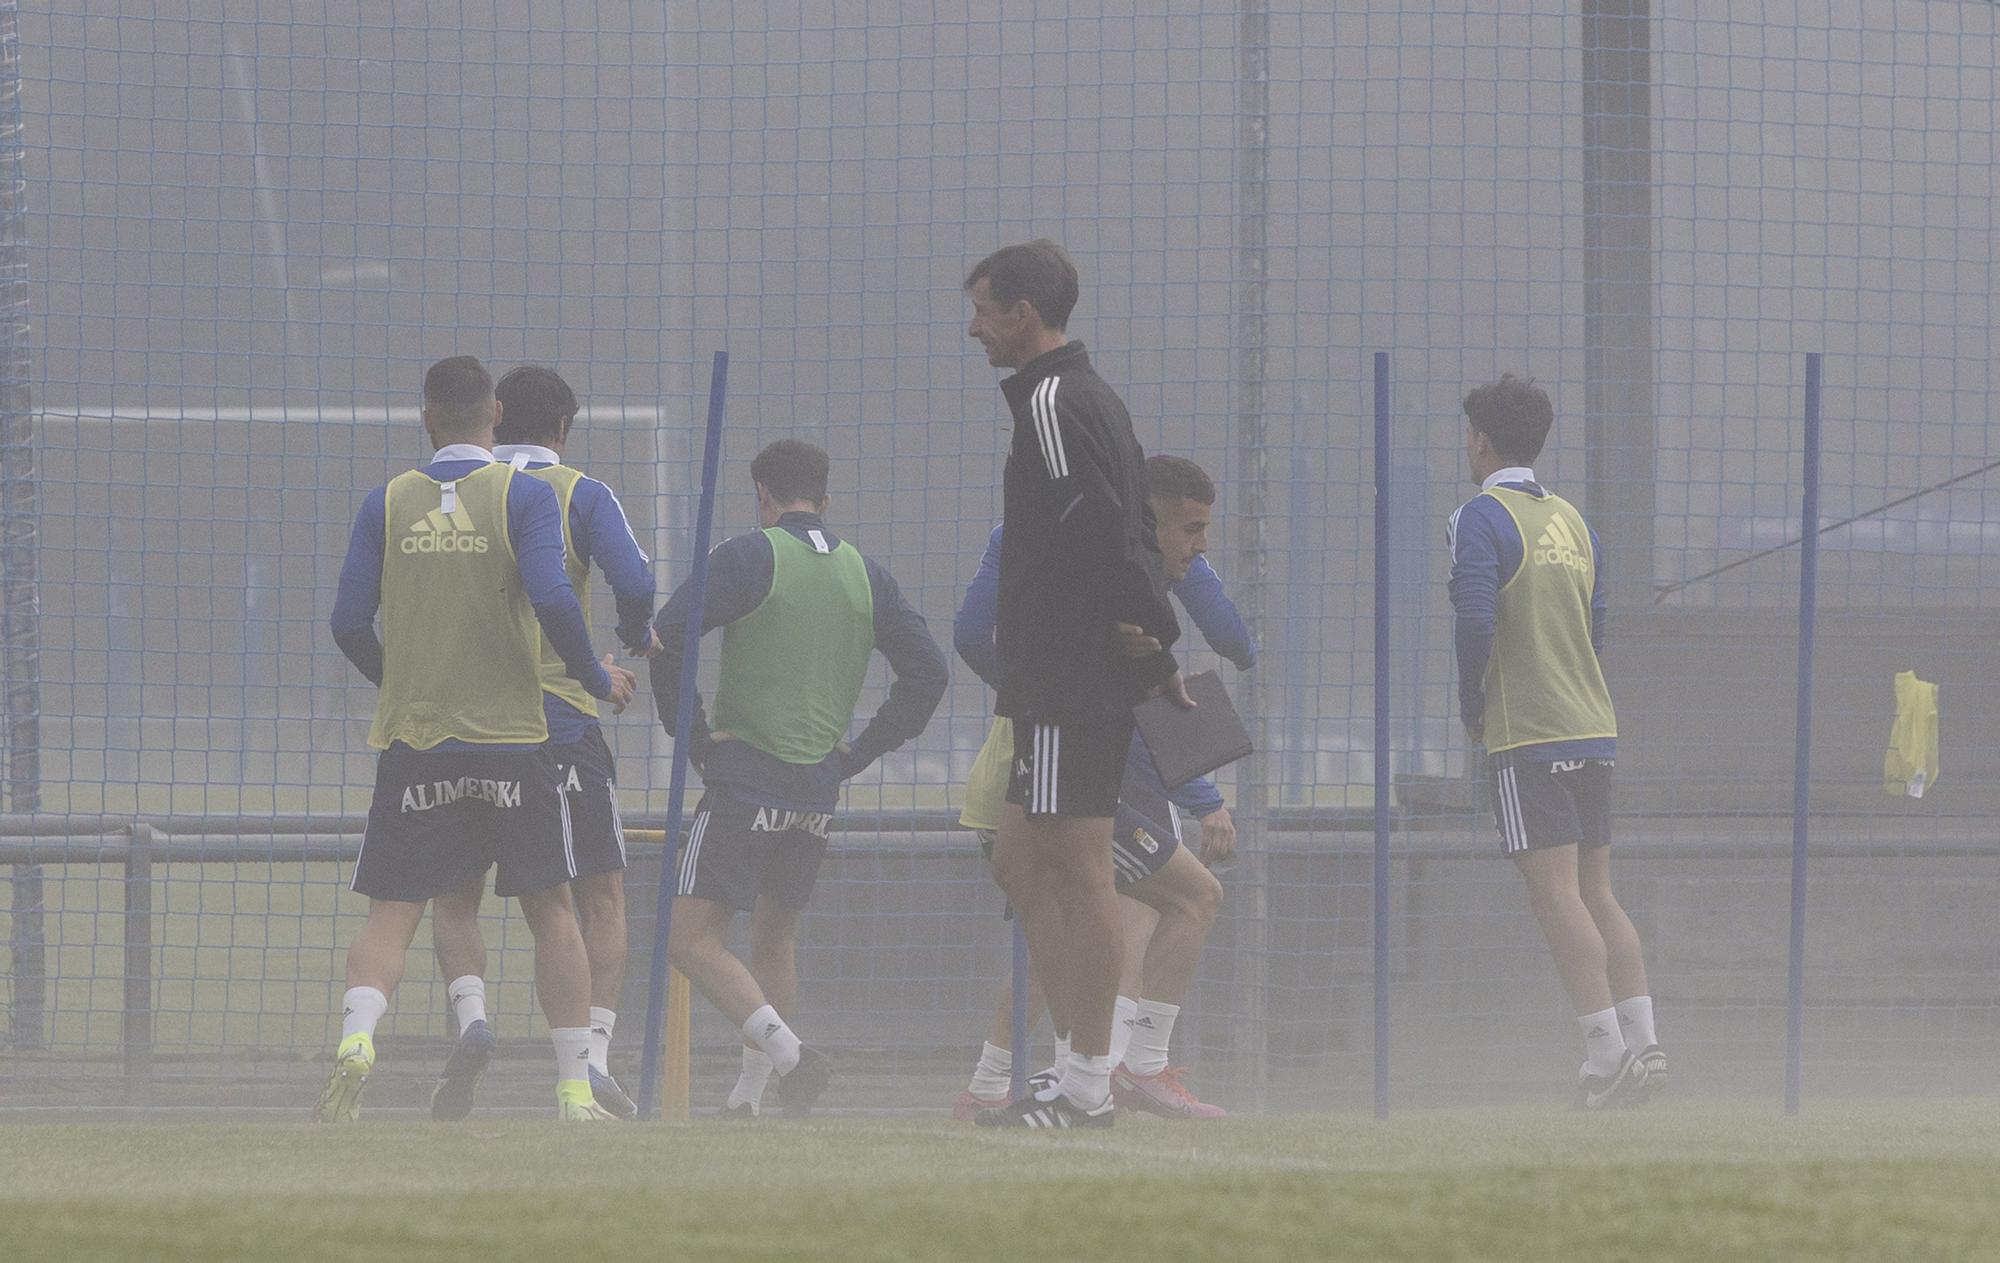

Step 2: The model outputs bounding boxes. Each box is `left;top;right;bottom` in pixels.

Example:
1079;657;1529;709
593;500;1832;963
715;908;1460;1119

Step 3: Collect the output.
993;340;1181;724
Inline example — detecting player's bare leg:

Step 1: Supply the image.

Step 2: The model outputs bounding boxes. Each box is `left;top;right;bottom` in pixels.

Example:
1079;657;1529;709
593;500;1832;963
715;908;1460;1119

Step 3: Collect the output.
1578;844;1665;1095
1514;843;1642;1107
989;802;1122;1117
671;892;830;1115
726;895;805;1116
317;898;427;1122
570;869;636;1115
1114;848;1227;1117
515;883;605;1118
427;876;499;1121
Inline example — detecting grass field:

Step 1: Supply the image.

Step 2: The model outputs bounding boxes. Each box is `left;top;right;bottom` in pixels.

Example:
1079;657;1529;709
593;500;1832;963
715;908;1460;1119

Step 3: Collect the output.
3;1102;1997;1262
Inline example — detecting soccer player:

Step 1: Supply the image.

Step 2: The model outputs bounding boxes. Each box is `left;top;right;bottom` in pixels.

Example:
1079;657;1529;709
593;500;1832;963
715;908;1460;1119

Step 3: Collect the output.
963;239;1189;1128
1447;373;1665;1109
952;455;1254;1120
426;366;661;1121
324;355;638;1122
653;439;947;1118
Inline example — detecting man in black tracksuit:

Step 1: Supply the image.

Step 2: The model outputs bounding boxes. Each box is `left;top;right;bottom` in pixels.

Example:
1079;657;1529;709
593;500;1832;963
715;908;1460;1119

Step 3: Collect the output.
963;239;1190;1128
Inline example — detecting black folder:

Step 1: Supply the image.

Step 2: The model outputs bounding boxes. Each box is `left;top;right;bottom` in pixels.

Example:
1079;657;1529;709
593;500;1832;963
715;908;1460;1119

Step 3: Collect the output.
1133;670;1253;789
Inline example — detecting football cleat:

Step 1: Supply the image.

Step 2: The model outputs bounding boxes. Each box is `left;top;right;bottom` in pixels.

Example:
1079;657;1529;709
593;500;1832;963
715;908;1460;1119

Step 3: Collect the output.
589;1065;637;1120
720;1100;759;1120
429;1019;496;1122
952;1088;1010;1121
975;1085;1113;1130
1633;1044;1668;1101
1578;1050;1650;1110
1112;1064;1227;1119
557;1081;616;1120
776;1044;833;1118
313;1032;375;1124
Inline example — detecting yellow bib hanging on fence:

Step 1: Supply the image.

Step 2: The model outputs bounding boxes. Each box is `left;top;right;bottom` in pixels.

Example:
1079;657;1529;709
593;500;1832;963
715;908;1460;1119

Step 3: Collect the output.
1883;670;1939;799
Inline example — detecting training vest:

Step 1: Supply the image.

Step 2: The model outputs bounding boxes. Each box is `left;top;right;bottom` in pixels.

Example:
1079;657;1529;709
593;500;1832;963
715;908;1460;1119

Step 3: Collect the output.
711;527;875;765
367;463;550;750
514;462;598;721
1480;487;1618;754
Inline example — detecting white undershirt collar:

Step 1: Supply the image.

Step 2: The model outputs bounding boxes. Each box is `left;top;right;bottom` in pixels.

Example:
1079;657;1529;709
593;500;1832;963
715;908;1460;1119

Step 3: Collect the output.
1482;466;1538;491
492;443;562;468
431;442;494;465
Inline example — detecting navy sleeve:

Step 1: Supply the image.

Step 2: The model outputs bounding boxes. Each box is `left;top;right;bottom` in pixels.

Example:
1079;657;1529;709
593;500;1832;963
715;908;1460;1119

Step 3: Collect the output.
1589;523;1609;657
330;486;388;686
1447;497;1516;729
952;524;1003;689
573;476;658;653
844;557;950;773
507;474;612;699
1167;771;1226;818
1169;553;1256;670
649;530;776;744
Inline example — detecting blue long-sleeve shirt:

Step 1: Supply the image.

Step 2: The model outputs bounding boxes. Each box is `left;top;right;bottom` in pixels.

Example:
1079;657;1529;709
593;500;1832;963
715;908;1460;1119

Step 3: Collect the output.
954;522;1257;820
495;445;658;744
331;448;613;750
651;511;949;811
1446;473;1613;761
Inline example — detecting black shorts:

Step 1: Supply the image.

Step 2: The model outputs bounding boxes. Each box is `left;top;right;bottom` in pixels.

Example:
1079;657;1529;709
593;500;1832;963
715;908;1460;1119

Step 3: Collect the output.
1006;712;1136;819
355;744;574;901
676;788;832;913
553;727;627;881
1488;751;1614;856
978;800;1181;913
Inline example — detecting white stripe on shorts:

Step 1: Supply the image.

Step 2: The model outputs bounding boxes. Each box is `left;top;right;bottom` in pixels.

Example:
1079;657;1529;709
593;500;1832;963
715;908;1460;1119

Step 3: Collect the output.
608;783;628;866
558;789;578;878
1499;760;1527;854
677;810;709;895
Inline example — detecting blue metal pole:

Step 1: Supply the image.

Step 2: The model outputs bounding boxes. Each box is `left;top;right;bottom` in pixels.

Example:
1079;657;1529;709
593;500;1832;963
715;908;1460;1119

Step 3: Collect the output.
1372;351;1391;1121
1784;351;1822;1117
1009;920;1030;1100
636;350;730;1121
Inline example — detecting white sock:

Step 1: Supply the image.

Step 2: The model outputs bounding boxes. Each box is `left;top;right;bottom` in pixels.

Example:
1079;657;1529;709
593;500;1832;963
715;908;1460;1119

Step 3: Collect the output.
447;976;486;1033
1057;1050;1114;1112
1054;1029;1071;1070
968;1041;1013;1098
1616;995;1657;1051
1124;999;1180;1077
1579;1007;1628;1077
551;1026;592;1085
588;1007;617;1074
341;986;388;1043
728;1047;774;1113
1108;996;1138;1068
743;1005;802;1075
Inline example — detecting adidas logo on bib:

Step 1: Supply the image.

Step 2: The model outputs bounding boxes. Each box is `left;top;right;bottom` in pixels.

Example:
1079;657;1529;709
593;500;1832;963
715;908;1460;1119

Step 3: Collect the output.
401;504;490;555
1531;515;1589;574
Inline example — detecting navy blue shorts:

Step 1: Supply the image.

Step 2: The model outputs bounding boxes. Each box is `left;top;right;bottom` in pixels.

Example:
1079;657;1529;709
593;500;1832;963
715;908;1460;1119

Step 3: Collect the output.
676;788;832;913
1488;751;1614;856
553;727;627;881
355;744;574;901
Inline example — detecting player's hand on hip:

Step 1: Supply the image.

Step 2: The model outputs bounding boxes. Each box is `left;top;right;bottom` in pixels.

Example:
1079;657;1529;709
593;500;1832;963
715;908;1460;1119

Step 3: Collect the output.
1114;622;1162;658
1464;718;1484;745
1150;670;1197;710
634;626;665;658
601;653;638;714
1197;806;1236;864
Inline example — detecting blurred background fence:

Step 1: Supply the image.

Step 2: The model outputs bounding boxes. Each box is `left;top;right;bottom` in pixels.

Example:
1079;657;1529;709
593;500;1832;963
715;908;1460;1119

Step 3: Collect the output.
2;0;1997;1114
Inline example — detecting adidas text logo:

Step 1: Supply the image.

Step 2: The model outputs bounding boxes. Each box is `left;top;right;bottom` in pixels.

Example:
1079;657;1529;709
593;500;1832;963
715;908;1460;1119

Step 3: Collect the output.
1531;515;1589;573
401;504;491;555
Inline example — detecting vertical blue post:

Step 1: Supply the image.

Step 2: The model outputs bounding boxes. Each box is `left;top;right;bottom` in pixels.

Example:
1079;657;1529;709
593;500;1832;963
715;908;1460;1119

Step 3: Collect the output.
1372;351;1391;1121
637;350;730;1121
1784;351;1822;1117
1008;921;1029;1099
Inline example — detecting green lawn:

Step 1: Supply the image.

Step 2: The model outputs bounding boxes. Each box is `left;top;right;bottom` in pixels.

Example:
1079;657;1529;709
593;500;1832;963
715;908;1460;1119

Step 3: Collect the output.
3;1103;1997;1262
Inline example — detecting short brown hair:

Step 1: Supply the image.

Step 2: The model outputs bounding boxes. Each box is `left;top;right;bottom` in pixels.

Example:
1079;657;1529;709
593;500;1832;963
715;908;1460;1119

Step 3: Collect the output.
964;239;1080;331
751;439;831;504
1146;454;1215;505
1462;374;1554;464
423;355;495;434
494;365;578;446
